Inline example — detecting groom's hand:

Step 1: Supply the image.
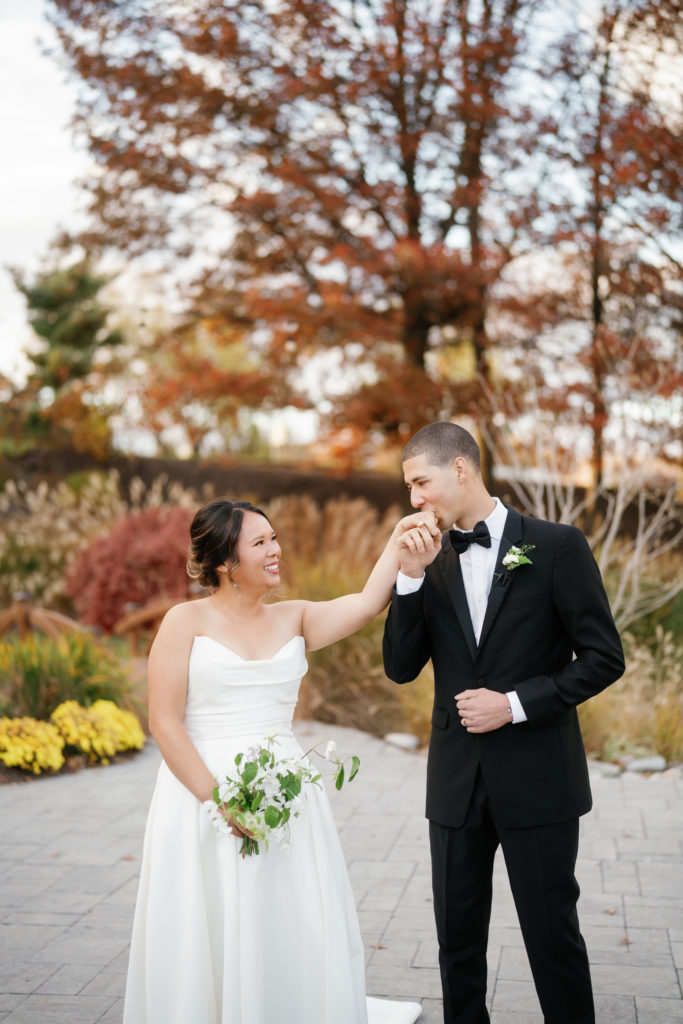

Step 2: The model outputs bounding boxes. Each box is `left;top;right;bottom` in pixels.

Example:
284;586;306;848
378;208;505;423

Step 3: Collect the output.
396;511;441;578
455;689;513;733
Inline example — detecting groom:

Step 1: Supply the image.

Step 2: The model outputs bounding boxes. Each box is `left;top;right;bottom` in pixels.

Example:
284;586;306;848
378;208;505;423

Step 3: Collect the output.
382;421;624;1024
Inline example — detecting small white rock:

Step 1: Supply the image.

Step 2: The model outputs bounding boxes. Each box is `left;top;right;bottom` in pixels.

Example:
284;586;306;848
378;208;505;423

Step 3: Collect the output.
624;755;667;773
384;732;420;750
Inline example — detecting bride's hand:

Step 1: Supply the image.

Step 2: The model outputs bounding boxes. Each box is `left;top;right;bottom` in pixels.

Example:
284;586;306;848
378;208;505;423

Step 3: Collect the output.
228;819;255;839
396;513;442;576
393;509;439;541
218;805;255;839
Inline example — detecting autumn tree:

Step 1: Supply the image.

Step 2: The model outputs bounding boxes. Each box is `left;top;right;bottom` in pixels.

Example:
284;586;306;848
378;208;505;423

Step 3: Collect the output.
489;0;683;486
128;317;291;456
47;0;553;470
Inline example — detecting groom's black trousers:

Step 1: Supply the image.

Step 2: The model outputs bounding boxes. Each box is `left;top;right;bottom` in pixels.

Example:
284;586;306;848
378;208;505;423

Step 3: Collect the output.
429;771;594;1024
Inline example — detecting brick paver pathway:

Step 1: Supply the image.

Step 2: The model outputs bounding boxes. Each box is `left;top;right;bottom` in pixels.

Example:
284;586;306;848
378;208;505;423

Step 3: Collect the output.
1;722;681;1023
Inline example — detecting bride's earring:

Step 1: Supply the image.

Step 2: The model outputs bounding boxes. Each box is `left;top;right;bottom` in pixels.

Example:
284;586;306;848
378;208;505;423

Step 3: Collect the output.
217;564;238;589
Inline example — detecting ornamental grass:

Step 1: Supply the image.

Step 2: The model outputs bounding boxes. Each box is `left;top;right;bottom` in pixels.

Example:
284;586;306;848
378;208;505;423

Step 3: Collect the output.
0;470;201;613
578;627;683;764
0;632;132;721
269;496;429;738
0;472;125;610
2;480;678;763
271;496;681;761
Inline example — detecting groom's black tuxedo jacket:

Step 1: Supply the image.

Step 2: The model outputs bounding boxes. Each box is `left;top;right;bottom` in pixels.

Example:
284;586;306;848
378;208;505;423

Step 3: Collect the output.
383;507;625;830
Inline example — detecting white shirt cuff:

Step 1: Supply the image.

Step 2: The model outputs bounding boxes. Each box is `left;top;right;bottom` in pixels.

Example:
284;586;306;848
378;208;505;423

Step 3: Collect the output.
396;571;425;595
506;690;527;724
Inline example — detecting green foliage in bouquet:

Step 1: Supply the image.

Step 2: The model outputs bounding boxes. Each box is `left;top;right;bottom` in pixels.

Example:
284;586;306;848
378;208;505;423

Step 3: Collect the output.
210;736;360;857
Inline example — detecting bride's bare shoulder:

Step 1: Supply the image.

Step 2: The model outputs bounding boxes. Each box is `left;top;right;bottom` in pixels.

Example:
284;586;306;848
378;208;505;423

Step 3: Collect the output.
160;597;212;631
265;598;306;630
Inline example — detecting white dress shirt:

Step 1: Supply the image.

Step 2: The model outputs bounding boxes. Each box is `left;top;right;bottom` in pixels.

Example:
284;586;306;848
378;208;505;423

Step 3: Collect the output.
396;498;527;723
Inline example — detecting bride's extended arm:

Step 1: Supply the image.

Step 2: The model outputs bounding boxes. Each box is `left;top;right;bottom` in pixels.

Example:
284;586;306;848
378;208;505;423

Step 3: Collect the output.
300;511;439;651
147;605;216;804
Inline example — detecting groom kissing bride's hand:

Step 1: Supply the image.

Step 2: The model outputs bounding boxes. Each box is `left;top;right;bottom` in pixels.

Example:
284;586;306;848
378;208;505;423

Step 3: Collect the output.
397;514;513;736
383;420;624;1024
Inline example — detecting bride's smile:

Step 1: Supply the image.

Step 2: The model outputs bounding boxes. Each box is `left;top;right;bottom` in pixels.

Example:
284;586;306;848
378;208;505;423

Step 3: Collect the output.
231;512;282;589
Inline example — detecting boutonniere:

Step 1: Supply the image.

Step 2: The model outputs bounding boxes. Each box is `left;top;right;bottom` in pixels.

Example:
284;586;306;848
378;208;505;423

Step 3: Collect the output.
497;544;535;586
503;544;535;571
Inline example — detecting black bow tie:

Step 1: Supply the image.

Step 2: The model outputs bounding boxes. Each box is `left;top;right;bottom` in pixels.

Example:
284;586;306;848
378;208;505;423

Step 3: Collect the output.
450;520;492;555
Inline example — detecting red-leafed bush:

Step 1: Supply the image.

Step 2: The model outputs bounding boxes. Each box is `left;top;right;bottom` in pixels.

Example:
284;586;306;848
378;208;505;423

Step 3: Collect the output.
65;506;194;631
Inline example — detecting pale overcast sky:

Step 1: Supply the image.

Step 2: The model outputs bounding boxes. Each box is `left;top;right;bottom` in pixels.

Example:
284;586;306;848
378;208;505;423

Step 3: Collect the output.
0;0;91;382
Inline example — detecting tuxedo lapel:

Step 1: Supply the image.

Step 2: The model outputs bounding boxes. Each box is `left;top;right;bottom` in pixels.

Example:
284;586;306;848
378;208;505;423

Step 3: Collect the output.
477;507;524;653
438;541;478;661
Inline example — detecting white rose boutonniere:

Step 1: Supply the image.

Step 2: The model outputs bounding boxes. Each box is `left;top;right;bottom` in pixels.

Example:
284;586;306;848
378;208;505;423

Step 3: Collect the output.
502;543;535;570
497;544;536;586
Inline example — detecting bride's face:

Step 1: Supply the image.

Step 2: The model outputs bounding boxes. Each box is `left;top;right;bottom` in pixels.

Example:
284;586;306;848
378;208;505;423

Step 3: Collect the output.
232;511;281;590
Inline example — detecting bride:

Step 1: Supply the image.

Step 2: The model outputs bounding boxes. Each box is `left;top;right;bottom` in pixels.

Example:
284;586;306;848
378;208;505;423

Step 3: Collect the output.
123;497;436;1023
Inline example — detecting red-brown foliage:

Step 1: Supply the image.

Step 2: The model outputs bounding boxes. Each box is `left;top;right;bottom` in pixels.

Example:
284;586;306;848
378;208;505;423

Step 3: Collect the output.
46;0;682;483
65;506;194;632
47;0;540;462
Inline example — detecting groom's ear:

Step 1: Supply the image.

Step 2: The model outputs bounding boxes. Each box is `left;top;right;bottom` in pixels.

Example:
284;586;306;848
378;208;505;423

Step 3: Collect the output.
452;456;468;481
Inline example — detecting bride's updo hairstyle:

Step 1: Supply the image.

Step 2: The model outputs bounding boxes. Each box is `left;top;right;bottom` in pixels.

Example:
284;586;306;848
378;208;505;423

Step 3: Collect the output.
187;499;268;590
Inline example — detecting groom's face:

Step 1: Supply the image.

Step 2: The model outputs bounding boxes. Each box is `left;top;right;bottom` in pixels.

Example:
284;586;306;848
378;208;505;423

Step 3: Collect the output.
403;453;462;529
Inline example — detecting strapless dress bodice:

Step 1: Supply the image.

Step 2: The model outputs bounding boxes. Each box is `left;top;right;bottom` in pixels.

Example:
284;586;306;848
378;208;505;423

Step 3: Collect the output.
183;634;307;742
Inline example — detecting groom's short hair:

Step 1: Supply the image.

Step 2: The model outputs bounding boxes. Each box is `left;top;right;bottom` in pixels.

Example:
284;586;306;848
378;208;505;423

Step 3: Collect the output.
402;421;481;470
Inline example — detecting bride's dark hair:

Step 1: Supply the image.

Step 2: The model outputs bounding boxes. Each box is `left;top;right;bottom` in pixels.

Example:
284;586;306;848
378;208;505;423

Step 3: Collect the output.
187;499;269;590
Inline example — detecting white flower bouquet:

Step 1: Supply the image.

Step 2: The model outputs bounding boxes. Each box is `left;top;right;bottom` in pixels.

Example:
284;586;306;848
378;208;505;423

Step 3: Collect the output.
206;736;360;857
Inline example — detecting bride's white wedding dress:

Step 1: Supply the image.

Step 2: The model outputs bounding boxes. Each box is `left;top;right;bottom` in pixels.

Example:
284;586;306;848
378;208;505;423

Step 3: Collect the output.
123;635;421;1024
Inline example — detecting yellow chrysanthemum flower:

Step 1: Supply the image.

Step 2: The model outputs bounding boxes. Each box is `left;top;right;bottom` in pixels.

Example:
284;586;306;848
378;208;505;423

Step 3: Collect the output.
0;717;65;774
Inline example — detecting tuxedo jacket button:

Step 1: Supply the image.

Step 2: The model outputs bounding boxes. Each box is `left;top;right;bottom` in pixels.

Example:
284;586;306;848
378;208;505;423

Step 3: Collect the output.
476;677;486;687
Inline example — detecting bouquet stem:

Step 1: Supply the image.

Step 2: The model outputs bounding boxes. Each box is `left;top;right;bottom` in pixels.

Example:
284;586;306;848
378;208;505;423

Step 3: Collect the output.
240;836;260;857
